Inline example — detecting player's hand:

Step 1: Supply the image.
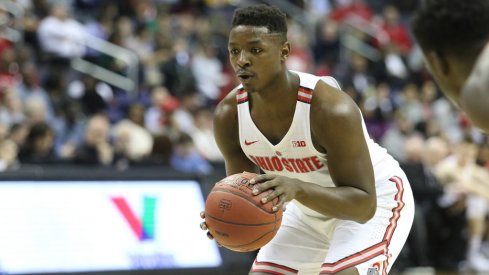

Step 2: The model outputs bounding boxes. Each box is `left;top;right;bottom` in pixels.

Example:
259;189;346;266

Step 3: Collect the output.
249;174;302;212
199;211;222;246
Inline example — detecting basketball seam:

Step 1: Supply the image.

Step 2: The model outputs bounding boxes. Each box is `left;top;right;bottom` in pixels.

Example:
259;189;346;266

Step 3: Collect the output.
224;228;279;250
211;188;277;214
206;212;282;226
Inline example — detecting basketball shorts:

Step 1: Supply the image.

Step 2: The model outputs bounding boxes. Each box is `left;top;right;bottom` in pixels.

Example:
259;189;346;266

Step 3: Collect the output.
251;173;415;275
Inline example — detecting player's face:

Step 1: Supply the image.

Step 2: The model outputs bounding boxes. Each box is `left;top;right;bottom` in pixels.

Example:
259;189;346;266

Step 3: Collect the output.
228;25;287;92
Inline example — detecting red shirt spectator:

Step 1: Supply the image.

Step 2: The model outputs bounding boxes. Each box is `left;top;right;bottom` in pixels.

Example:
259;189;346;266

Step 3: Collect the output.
329;0;374;24
379;6;412;55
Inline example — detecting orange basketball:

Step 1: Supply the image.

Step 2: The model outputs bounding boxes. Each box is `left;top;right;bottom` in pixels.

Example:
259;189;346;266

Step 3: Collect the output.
204;172;283;252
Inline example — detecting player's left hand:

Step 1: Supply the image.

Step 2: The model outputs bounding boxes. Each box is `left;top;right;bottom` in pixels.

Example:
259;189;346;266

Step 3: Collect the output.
249;174;303;212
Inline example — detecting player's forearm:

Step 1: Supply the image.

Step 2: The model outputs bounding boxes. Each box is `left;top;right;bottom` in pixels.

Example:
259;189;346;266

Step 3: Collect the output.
295;182;377;224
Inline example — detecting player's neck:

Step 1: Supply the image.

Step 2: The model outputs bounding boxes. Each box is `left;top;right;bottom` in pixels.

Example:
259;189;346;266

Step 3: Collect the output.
250;70;298;110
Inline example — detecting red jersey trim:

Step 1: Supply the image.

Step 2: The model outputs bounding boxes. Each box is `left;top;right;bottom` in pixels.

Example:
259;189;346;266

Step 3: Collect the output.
297;86;313;103
320;176;405;274
251;259;298;275
237;88;248;104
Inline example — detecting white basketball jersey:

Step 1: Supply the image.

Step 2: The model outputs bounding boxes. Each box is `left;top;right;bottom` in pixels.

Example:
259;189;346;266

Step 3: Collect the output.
236;71;401;217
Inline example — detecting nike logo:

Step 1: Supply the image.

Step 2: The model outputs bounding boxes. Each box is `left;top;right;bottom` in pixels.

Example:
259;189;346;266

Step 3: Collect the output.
244;140;258;146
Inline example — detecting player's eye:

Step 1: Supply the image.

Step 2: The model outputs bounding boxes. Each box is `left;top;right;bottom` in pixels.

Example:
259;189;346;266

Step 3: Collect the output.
229;48;240;55
251;48;262;54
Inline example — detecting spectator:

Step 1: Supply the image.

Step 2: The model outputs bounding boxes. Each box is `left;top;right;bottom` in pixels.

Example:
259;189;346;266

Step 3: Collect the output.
377;5;412;56
170;132;212;174
436;139;489;272
0;123;18;171
172;91;202;135
144;134;173;166
112;116;154;164
144;86;169;134
37;4;86;82
37;5;86;58
329;0;374;24
381;111;415;161
400;136;447;268
191;42;228;104
73;114;113;165
362;82;395;142
53;100;86;160
0;87;25;126
18;121;57;164
17;62;55;121
191;108;223;162
398;83;423;126
0;48;20;89
68;74;112;116
8;123;28;149
313;19;341;74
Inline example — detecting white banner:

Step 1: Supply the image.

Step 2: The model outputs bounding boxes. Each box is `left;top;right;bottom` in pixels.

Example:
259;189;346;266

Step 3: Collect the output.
0;180;221;274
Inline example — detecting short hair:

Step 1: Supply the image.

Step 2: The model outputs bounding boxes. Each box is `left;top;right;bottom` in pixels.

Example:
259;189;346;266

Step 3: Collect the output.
231;4;287;40
411;0;489;59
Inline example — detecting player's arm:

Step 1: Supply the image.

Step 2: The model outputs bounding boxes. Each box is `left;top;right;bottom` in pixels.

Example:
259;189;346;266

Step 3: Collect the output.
250;81;376;223
200;90;259;241
294;80;377;223
213;90;259;176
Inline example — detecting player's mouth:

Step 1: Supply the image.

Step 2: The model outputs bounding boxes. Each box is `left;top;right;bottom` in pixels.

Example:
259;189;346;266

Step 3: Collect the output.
237;71;254;83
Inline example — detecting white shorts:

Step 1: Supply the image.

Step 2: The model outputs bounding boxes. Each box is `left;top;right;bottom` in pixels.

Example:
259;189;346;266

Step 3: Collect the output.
251;174;415;275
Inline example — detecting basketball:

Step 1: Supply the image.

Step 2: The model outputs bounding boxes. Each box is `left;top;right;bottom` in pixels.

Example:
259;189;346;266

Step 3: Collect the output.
204;172;283;252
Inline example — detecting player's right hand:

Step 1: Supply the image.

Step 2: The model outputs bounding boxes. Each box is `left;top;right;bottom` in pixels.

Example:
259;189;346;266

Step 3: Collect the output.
200;211;221;246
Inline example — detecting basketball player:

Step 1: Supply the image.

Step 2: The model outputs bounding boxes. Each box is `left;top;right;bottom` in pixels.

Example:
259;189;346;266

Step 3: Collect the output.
200;5;414;275
411;0;489;133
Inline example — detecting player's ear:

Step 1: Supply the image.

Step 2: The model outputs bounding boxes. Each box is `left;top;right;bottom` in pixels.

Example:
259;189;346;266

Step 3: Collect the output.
280;41;290;62
426;50;450;75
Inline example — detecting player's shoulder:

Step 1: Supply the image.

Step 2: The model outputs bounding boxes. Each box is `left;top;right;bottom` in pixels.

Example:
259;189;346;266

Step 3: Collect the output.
214;86;241;125
311;75;360;121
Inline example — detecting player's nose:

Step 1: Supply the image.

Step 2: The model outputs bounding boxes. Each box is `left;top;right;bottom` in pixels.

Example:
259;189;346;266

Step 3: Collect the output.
237;51;251;67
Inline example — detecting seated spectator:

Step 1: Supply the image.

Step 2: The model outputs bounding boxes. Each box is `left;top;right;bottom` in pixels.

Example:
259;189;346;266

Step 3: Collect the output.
68;74;113;116
112;118;153;165
0;48;20;88
143;134;173;166
191;108;223;162
8;123;28;149
0;123;18;171
0;87;25;126
18;122;57;164
191;41;228;104
436;138;489;272
144;86;170;135
170;132;212;175
53;100;86;160
17;62;55;122
23;96;50;124
0;139;18;171
400;136;448;268
73;114;113;165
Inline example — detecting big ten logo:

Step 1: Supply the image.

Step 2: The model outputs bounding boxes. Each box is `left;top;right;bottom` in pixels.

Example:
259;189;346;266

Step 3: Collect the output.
218;199;232;212
292;140;306;147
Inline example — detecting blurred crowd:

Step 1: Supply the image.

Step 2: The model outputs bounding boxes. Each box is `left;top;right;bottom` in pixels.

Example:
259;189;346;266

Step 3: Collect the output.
1;0;489;273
